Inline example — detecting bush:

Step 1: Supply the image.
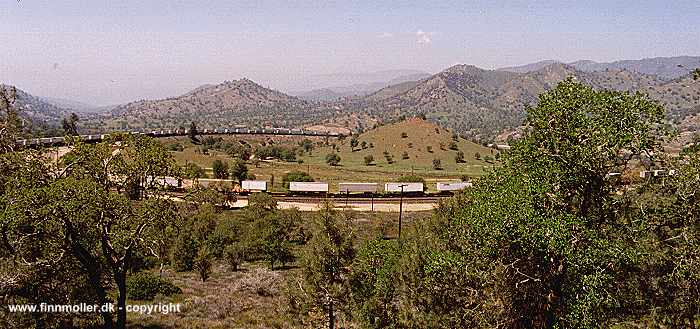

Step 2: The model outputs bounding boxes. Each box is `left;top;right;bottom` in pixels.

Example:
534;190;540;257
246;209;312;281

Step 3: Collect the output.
224;244;245;271
432;158;442;170
448;141;458;150
401;151;409;160
283;171;313;188
171;232;198;271
363;155;374;166
455;151;465;163
212;159;229;179
194;248;213;282
126;272;181;300
401;132;408;138
325;153;341;166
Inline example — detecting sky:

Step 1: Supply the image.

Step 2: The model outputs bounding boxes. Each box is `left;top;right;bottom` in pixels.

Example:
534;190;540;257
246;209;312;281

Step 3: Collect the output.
1;0;699;106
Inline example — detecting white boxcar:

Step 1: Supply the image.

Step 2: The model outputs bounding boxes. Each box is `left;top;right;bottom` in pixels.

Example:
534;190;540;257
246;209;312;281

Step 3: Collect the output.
339;182;378;193
242;180;267;191
289;182;329;192
384;182;423;193
436;181;472;191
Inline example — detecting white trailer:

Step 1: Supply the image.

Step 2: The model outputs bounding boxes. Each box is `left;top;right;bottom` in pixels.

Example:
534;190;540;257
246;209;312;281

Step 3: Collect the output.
436;181;471;191
289;182;329;192
384;182;423;193
339;182;378;193
242;180;267;191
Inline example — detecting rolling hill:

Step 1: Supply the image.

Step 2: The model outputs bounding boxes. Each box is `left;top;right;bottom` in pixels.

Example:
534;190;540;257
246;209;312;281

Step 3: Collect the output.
332;62;700;141
1;85;74;130
72;57;700;141
89;78;331;132
300;118;498;176
500;56;700;79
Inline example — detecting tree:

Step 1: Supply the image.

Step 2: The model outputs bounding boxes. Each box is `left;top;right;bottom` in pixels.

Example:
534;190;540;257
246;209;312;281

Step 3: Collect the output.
189;121;199;143
282;170;313;188
426;145;433;153
350;239;401;328
455;150;465;163
212;159;229;179
229;158;248;182
171;231;198;271
694;68;700;80
363;154;374;166
290;202;355;328
224;243;245;271
0;85;23;153
401;151;409;160
360;141;367;149
474;152;481;160
183;162;205;181
62;112;79;136
350;136;359;151
325;153;341;166
393;78;667;327
193;248;213;282
1;134;182;329
400;132;408;138
448;141;458;150
432;158;442;170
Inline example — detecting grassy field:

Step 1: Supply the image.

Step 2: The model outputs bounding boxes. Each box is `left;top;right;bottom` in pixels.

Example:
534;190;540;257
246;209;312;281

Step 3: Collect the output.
162;119;501;193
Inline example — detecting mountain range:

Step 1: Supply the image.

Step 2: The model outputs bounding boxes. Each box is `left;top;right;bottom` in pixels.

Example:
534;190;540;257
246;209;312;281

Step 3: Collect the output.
7;56;700;141
499;56;700;79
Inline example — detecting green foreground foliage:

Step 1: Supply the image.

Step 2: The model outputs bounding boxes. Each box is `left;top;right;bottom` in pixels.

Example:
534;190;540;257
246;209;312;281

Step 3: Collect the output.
1;79;698;328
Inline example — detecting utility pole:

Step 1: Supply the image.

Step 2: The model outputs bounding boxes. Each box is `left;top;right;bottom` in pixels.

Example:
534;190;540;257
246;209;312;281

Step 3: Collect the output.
398;185;404;240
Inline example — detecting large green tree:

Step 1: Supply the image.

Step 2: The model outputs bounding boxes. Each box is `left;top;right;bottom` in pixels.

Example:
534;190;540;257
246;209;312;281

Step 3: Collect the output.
392;78;669;328
1;135;181;329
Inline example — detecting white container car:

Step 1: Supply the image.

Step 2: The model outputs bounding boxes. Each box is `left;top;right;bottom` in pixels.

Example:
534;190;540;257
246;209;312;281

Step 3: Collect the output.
242;180;267;191
289;182;329;193
384;182;423;193
436;181;472;191
338;182;378;193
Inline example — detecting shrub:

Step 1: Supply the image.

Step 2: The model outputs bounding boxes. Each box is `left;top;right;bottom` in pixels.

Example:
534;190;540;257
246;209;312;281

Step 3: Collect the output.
212;159;229;179
426;145;433;153
194;248;213;282
282;171;313;188
126;272;181;300
455;151;465;163
224;244;245;271
400;132;408;138
448;141;458;150
432;158;442;170
325;153;341;166
363;155;374;166
171;232;198;271
401;151;409;160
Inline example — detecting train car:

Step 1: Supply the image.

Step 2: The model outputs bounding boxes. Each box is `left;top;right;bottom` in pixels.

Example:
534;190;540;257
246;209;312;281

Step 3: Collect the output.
339;182;378;194
385;182;423;193
436;181;472;192
242;180;267;192
289;182;329;193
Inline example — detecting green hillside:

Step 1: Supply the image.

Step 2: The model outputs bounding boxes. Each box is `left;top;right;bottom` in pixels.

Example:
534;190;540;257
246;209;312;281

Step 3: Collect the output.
299;118;499;177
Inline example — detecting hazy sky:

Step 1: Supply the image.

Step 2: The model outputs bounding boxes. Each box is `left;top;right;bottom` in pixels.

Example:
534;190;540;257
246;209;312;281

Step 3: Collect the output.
2;0;699;106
